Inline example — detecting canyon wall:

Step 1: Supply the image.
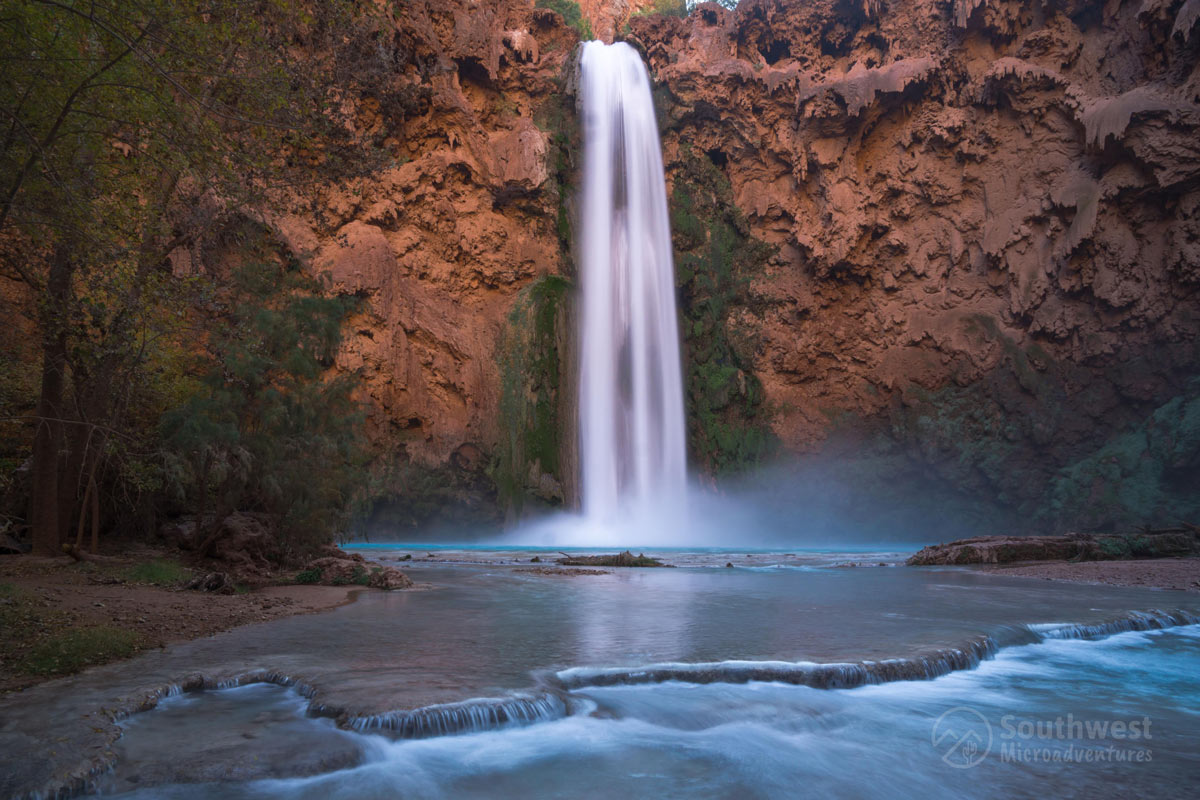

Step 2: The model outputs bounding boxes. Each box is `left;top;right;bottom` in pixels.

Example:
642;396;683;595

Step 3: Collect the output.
292;0;1200;534
270;2;583;526
633;0;1200;533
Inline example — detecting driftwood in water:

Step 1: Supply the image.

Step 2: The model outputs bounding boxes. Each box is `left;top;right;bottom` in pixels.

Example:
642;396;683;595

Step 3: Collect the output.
556;550;673;568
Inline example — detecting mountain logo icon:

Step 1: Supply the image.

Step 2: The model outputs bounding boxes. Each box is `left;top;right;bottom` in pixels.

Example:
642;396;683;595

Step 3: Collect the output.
932;706;992;768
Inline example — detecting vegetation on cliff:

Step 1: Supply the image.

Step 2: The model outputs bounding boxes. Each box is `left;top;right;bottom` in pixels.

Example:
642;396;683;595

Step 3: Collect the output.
494;275;571;516
669;147;778;475
1047;382;1200;530
488;64;582;519
537;0;595;40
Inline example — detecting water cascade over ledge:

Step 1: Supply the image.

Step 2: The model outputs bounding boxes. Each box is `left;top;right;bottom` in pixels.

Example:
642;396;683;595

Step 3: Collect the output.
577;41;687;536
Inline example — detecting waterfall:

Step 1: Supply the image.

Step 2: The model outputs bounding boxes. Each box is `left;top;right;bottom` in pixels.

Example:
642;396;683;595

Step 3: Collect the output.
577;41;687;532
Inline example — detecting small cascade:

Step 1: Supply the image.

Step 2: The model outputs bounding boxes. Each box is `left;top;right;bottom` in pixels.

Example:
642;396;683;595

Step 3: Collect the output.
577;41;687;534
1029;608;1199;640
553;608;1200;691
553;637;1001;691
348;694;566;738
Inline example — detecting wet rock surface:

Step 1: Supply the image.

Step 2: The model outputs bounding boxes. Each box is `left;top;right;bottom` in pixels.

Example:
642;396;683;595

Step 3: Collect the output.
101;684;365;793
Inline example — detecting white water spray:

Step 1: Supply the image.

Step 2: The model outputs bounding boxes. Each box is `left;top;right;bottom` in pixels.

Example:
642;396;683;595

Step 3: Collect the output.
577;41;687;535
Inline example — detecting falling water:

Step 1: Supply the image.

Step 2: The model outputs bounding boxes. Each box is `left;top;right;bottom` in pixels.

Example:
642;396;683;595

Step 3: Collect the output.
578;41;687;531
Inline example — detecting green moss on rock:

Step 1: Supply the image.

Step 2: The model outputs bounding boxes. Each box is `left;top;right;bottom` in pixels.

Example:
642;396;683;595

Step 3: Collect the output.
669;146;778;476
494;275;571;515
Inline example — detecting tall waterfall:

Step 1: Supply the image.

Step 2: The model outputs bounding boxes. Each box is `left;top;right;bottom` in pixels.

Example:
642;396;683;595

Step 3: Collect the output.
578;41;687;529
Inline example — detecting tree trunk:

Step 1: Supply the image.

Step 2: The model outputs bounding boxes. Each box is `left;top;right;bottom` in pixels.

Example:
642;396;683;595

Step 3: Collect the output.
29;251;73;556
89;473;100;554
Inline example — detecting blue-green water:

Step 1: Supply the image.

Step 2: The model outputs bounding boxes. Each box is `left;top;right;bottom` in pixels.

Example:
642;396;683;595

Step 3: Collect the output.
67;548;1200;798
104;625;1200;798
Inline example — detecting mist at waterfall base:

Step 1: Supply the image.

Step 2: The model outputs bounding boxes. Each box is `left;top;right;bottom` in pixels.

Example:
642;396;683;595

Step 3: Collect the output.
357;461;997;548
501;459;994;548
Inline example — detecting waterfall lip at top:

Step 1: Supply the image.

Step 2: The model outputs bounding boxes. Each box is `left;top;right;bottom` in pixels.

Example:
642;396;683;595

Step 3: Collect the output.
574;41;688;543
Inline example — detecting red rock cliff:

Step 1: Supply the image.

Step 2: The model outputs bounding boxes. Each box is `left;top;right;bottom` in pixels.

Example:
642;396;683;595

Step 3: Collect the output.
270;2;579;509
280;0;1200;531
628;0;1200;530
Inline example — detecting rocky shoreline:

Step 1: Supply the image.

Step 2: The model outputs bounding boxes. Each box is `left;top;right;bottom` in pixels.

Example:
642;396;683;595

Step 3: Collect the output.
907;531;1200;592
0;548;414;693
907;530;1200;565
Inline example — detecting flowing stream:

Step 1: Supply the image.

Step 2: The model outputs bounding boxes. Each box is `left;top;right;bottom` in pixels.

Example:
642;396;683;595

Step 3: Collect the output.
577;41;687;530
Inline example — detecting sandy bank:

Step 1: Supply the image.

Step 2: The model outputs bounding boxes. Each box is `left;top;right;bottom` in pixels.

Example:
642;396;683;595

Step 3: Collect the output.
975;558;1200;593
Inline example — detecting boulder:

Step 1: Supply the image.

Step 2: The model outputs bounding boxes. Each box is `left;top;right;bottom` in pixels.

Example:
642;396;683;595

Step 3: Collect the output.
298;555;413;590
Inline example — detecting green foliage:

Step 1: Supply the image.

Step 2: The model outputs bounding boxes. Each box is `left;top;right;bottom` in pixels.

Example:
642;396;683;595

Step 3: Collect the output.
1097;536;1131;559
161;252;368;559
1047;382;1200;530
293;567;322;585
0;340;37;479
536;0;595;39
125;559;190;587
534;73;581;264
494;276;570;514
0;0;383;554
1093;534;1160;559
0;584;139;676
670;147;778;475
20;626;140;676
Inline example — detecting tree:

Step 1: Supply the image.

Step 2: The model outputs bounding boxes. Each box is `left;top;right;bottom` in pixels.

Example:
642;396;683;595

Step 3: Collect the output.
0;0;374;554
162;248;366;561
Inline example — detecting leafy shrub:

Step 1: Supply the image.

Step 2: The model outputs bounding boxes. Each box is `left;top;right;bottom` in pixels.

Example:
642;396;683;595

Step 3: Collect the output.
293;567;322;584
332;565;370;586
651;0;688;16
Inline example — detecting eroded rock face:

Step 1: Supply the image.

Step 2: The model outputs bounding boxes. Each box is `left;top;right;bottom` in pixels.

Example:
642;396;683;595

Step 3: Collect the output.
628;0;1200;529
272;2;579;495
578;0;660;41
265;0;1197;533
